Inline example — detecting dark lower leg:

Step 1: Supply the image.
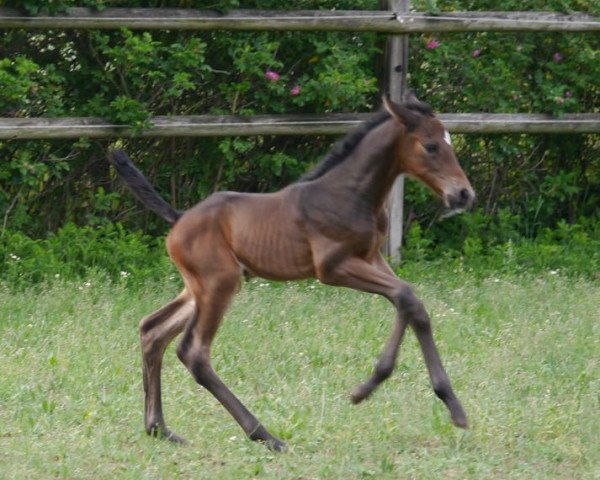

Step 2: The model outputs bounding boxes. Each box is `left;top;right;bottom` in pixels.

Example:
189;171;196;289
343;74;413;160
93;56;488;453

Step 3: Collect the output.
177;279;286;452
143;355;187;443
412;320;468;428
190;361;286;452
141;294;194;442
351;315;408;404
314;254;411;404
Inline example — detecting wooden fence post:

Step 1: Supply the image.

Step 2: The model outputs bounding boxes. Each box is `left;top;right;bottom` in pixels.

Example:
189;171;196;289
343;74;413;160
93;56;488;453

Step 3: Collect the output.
385;0;409;261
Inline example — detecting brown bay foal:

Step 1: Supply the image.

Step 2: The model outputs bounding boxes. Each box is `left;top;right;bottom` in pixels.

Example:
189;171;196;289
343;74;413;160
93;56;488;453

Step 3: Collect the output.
109;96;475;451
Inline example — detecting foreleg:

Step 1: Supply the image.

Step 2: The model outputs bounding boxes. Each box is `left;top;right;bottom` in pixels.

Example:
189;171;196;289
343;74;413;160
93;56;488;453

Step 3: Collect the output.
317;252;468;428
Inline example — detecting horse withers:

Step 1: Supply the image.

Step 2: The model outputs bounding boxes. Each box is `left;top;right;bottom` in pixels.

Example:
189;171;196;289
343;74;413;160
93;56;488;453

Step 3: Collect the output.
109;95;475;451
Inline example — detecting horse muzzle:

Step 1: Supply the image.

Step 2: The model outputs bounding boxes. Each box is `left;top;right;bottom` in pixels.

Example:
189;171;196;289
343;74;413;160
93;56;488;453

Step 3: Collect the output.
444;187;476;214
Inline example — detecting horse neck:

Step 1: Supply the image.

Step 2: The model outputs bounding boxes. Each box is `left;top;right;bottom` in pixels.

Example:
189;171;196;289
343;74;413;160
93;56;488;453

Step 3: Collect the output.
321;119;401;211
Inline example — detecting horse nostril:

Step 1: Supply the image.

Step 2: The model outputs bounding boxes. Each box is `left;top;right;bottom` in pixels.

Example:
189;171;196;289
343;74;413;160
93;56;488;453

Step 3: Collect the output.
459;188;471;202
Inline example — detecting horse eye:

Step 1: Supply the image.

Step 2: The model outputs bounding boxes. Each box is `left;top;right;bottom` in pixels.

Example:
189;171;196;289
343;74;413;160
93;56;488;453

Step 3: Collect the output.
425;143;438;155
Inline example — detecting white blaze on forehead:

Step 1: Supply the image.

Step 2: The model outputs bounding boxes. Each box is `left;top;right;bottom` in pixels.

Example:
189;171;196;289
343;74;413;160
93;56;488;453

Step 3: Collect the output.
443;130;452;146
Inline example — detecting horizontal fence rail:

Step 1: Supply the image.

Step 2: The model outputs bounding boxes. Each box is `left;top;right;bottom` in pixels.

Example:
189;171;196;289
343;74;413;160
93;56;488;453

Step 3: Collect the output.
0;8;597;32
0;113;598;140
3;4;597;260
1;6;597;141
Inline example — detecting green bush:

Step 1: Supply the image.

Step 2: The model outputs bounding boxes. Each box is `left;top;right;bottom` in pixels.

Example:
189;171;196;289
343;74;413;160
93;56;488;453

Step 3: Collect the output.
402;214;600;277
0;0;598;273
0;223;173;288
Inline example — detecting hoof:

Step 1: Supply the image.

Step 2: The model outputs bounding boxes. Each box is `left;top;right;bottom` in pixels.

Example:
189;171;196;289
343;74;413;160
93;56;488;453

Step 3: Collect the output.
446;399;469;429
249;425;287;452
165;430;189;445
265;437;288;453
451;413;469;429
350;383;373;404
148;424;188;445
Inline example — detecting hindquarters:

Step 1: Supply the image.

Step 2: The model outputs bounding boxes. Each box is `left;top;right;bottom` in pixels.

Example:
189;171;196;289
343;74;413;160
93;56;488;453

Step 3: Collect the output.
166;192;239;287
160;192;288;451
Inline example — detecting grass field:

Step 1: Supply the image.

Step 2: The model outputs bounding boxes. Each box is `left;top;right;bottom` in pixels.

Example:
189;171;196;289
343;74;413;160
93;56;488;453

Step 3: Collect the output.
1;269;598;479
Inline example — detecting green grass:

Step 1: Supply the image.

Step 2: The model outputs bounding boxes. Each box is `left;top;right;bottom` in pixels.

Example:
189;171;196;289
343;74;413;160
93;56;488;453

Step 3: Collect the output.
1;270;598;479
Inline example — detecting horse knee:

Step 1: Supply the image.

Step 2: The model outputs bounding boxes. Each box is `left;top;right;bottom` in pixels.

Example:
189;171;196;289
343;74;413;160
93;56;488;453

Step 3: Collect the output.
396;285;429;330
175;332;194;366
176;335;212;387
433;381;455;403
396;284;419;311
140;320;161;358
315;261;339;285
189;359;212;387
139;294;191;356
374;360;395;382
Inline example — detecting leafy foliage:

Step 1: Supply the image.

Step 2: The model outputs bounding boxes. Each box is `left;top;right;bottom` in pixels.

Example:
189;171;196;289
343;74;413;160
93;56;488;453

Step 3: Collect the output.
0;0;598;269
0;223;173;288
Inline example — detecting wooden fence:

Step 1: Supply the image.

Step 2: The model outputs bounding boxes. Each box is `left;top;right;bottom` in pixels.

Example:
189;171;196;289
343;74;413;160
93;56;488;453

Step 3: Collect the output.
1;4;598;258
0;7;597;32
1;113;598;139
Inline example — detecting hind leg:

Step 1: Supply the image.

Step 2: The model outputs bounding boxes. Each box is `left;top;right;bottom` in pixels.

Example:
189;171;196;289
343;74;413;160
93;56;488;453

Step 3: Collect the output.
140;289;194;443
175;260;286;452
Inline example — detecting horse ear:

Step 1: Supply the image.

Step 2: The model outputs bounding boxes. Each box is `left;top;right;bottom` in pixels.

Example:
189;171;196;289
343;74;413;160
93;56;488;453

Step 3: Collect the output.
382;95;420;131
403;90;419;104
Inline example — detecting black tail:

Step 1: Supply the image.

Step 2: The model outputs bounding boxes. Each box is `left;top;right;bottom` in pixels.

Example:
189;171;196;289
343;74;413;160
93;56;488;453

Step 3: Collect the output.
109;150;181;225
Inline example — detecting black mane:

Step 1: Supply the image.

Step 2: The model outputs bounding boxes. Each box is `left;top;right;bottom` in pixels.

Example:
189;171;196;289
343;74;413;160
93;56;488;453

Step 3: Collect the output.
300;100;433;182
300;110;390;182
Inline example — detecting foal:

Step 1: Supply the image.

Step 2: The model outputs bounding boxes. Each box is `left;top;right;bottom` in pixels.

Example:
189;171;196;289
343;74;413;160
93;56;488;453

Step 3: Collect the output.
110;96;475;451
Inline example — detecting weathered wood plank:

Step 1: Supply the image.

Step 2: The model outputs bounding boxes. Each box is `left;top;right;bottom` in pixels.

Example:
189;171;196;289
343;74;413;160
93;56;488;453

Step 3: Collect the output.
400;11;599;32
0;8;597;32
0;113;598;140
0;114;365;139
440;113;600;134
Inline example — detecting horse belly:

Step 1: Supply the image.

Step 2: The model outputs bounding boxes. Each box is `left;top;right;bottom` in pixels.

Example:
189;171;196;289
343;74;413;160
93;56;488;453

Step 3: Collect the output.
228;200;314;281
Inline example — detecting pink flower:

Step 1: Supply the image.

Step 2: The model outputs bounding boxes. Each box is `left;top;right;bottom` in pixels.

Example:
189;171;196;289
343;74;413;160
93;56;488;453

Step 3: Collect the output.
265;70;280;82
553;52;562;62
426;39;440;50
565;90;573;97
290;85;301;96
472;49;481;58
555;96;565;105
